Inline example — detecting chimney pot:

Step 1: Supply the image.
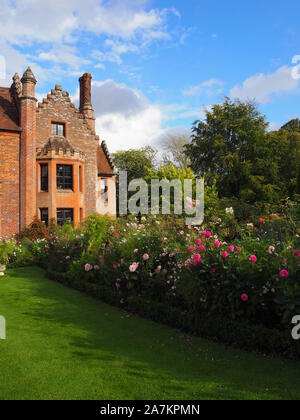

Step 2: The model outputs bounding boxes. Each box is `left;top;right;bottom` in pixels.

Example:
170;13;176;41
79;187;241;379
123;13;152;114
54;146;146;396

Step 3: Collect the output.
79;73;92;112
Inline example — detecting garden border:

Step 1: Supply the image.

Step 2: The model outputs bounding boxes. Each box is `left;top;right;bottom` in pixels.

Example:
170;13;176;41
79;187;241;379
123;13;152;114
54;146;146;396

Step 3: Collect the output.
46;268;300;360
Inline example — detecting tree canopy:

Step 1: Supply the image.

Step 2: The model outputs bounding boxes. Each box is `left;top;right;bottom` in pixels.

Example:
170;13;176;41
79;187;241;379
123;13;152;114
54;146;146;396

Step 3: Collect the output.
184;98;300;202
112;146;157;182
161;134;191;169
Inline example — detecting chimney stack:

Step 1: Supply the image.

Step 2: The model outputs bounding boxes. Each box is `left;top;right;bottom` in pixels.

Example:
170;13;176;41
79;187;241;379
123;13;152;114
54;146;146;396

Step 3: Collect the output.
20;67;37;230
79;73;95;132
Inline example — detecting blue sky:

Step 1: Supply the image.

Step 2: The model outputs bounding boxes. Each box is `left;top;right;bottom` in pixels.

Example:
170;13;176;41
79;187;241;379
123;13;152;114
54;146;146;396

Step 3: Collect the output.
1;0;300;150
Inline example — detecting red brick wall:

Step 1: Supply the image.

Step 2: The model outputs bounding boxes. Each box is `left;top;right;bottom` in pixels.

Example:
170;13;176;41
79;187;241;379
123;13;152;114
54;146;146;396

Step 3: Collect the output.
36;89;98;215
0;132;20;237
20;97;37;230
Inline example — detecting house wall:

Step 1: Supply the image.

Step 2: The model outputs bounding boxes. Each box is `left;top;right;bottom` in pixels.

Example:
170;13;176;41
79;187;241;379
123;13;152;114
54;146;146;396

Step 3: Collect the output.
36;157;85;228
35;88;98;216
97;176;117;216
0;132;20;237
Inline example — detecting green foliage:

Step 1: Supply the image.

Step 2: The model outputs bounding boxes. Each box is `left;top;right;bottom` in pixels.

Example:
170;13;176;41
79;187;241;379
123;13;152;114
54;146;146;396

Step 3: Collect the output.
18;216;49;241
112;146;157;182
146;164;196;212
281;118;300;132
80;214;111;258
0;239;32;266
147;163;195;183
29;210;300;333
185;98;300;203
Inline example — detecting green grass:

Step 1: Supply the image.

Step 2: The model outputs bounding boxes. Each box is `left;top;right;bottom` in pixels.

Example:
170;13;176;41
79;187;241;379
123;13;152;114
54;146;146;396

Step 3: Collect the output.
0;267;300;400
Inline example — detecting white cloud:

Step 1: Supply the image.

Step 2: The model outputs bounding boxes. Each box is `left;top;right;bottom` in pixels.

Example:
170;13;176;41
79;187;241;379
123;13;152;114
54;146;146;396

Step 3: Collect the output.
96;106;163;152
0;0;165;44
182;79;224;97
92;80;148;117
0;0;179;75
89;79;195;152
94;63;106;70
230;66;299;104
160;103;204;121
36;45;91;71
89;80;163;151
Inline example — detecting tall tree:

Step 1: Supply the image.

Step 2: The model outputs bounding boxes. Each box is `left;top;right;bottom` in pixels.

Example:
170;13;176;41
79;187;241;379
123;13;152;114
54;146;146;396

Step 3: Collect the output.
112;146;157;182
184;98;278;202
268;129;300;197
280;118;300;133
161;134;191;168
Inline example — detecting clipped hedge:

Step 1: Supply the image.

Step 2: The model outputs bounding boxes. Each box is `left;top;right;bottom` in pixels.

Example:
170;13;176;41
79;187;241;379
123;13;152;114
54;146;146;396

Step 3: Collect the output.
46;269;300;360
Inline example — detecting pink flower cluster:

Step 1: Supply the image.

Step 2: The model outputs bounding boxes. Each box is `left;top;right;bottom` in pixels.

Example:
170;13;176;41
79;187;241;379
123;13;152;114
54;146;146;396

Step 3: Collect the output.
84;263;93;272
129;262;139;273
200;231;212;239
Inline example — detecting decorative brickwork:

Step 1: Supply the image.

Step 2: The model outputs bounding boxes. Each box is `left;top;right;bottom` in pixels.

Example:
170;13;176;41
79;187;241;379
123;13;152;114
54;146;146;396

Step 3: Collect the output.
35;85;98;216
0;68;116;237
0;132;20;237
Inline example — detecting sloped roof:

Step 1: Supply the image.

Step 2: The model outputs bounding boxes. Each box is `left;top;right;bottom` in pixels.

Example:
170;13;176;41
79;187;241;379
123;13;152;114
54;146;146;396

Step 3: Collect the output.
0;87;20;132
98;141;115;176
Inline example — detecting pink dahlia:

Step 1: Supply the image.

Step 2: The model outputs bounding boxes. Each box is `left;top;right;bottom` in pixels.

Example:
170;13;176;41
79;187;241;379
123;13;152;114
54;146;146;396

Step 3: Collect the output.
129;262;139;273
84;263;93;272
198;245;206;252
268;246;275;255
241;293;249;302
193;254;202;267
280;269;289;278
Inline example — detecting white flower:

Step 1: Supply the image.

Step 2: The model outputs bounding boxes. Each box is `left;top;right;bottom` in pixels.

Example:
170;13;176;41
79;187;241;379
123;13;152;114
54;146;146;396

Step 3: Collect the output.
226;207;234;215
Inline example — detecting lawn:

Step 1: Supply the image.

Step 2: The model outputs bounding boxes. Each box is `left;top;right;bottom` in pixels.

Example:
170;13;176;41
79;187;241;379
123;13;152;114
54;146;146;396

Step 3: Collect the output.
0;267;300;400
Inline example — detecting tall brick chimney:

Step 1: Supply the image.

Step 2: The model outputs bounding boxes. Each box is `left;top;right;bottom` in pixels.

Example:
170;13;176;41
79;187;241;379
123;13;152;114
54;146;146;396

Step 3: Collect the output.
20;67;37;230
79;73;95;132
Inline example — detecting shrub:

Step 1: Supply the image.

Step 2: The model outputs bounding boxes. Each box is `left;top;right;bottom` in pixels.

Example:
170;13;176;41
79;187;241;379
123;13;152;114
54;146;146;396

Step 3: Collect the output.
0;239;32;266
18;216;49;241
2;207;299;358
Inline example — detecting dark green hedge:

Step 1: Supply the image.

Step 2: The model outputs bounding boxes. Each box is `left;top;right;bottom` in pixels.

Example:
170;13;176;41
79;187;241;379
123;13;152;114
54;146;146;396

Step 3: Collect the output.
46;269;300;360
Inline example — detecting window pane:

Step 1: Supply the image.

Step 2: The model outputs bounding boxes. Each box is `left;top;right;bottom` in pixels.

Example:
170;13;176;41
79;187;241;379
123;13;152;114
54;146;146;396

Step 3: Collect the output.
57;165;73;190
79;166;83;192
101;179;108;204
40;208;49;226
51;123;65;137
57;124;64;136
40;164;48;192
57;209;73;226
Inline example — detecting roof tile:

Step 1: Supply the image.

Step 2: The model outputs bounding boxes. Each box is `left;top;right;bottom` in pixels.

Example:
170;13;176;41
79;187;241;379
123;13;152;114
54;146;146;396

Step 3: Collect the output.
0;87;20;131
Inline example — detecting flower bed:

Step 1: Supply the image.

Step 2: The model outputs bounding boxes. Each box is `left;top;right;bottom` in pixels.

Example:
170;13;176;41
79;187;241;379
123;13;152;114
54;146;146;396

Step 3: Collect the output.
1;211;300;358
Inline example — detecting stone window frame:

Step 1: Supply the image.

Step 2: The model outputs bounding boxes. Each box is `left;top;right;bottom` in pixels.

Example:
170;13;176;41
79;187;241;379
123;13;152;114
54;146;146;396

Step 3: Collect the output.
49;118;68;138
56;164;73;191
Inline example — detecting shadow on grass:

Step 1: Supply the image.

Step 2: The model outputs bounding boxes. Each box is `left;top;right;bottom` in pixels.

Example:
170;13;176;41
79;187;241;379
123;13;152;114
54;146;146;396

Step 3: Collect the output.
6;267;300;400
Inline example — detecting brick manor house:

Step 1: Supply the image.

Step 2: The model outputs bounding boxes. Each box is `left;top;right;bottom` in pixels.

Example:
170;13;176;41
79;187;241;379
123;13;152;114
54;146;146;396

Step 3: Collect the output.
0;68;116;238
